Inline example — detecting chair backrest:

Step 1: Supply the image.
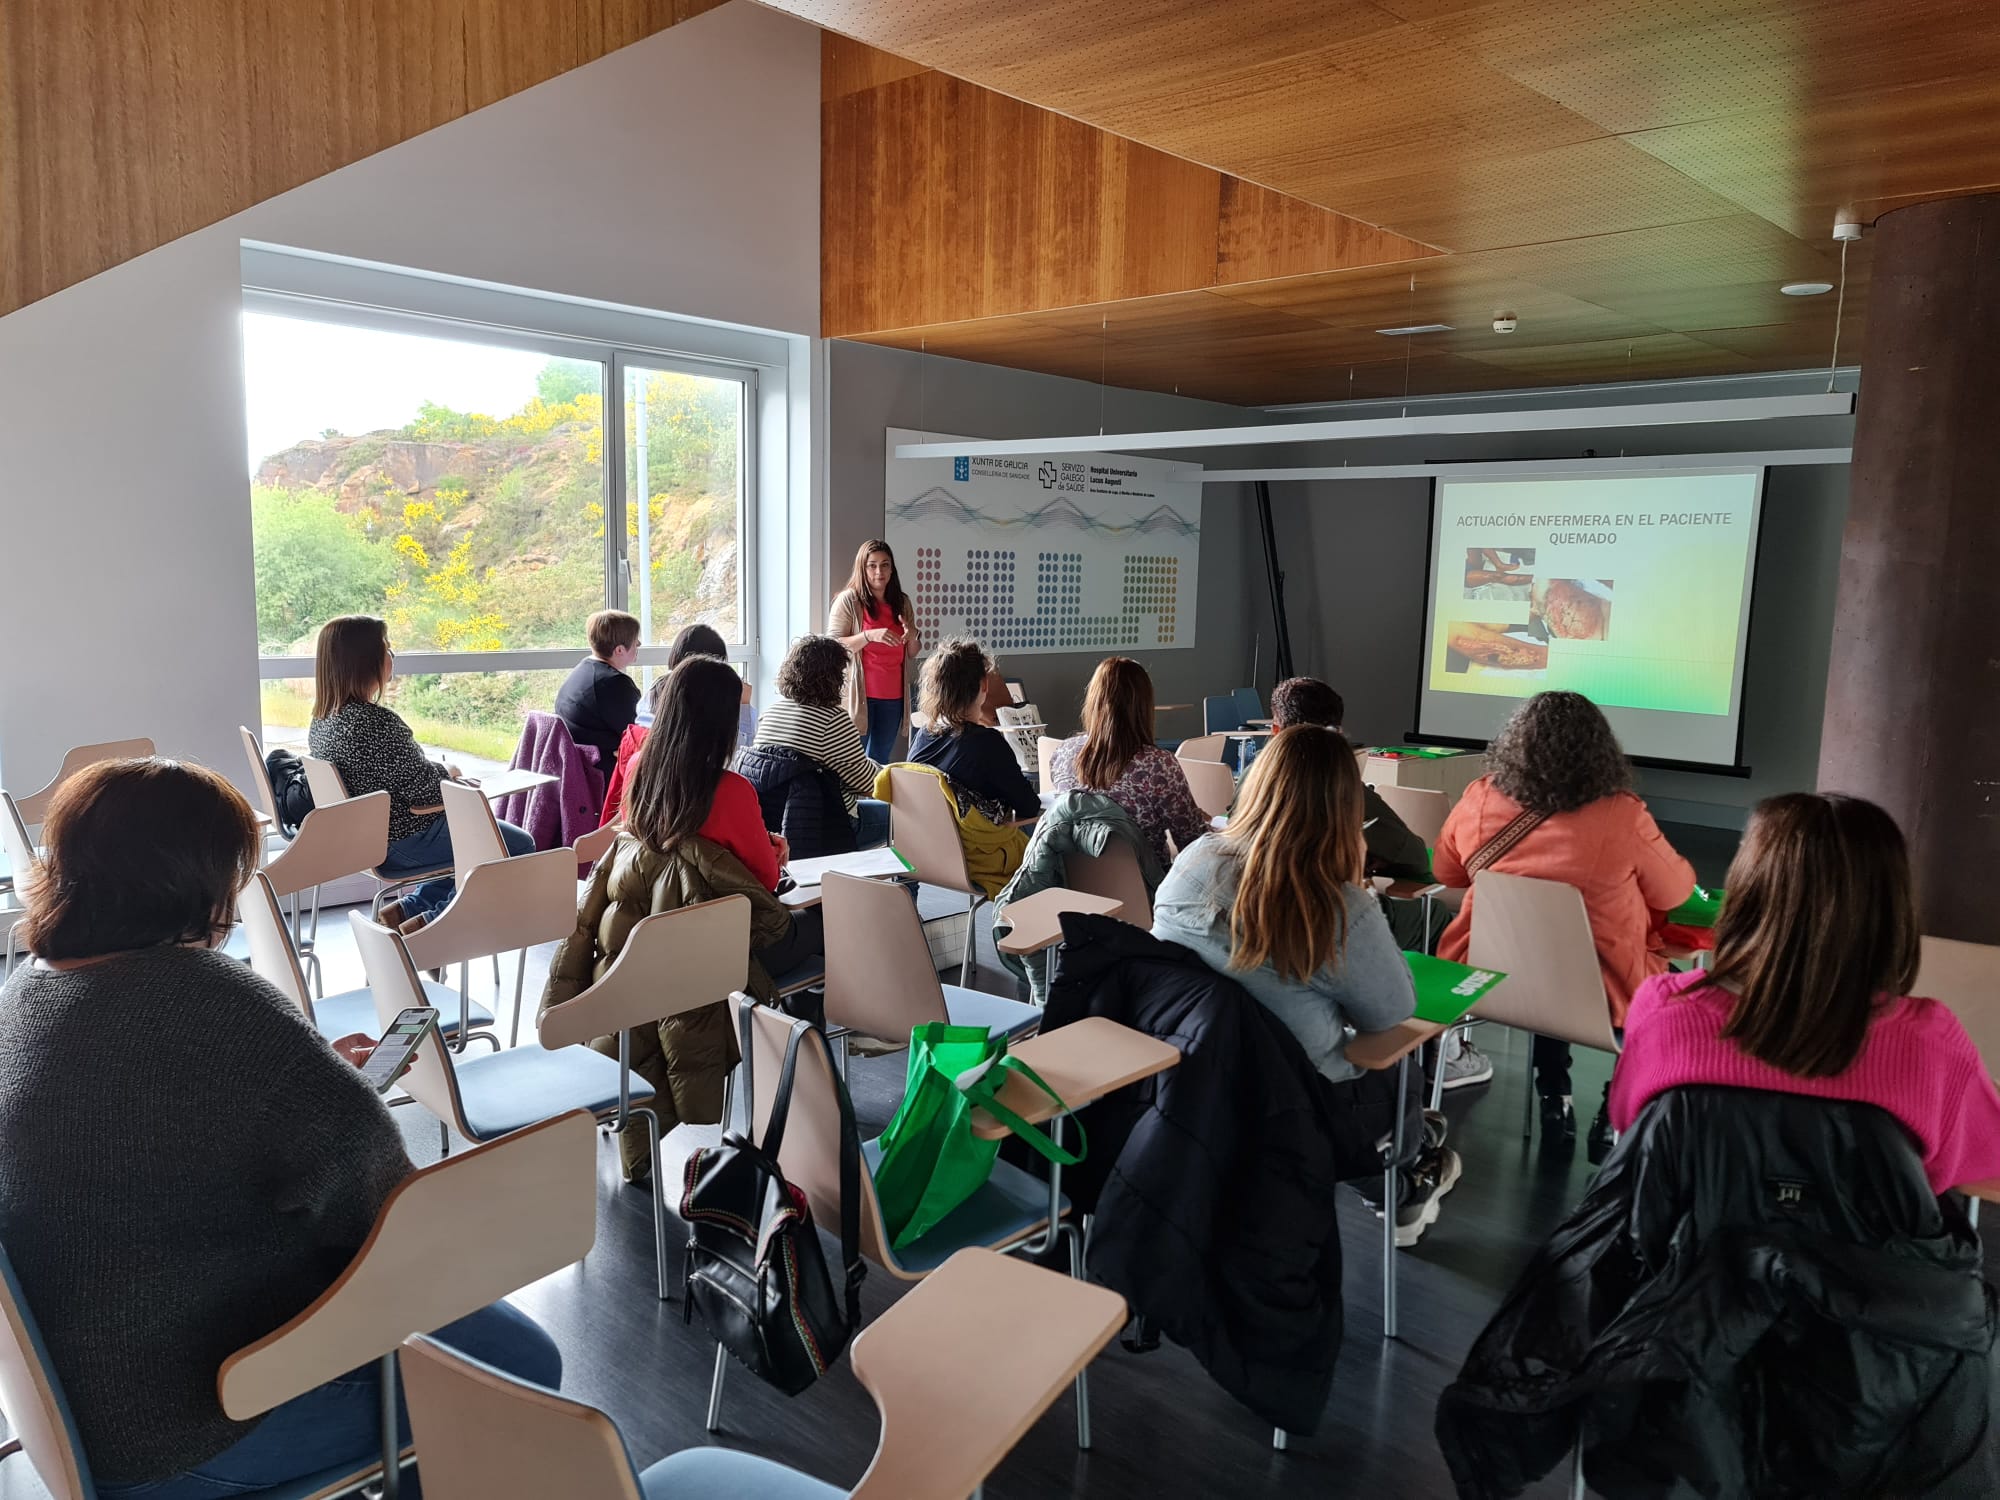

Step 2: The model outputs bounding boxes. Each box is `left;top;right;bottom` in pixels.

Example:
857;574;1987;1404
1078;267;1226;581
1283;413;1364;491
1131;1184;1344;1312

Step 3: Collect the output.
238;726;280;825
219;1111;597;1420
1036;735;1061;787
1178;757;1235;820
886;765;976;895
1066;840;1153;928
1201;695;1244;736
350;912;468;1131
0;1241;93;1500
1466;871;1618;1052
572;820;620;874
1918;935;2000;1081
1175;733;1226;763
737;997;899;1270
441;779;507;884
1231;686;1264;724
403;849;584;975
1;791;37;882
398;1334;643;1500
259;790;391;901
12;738;157;825
239;870;315;1021
1370;781;1449;847
301;754;351;808
538;896;751;1049
821;872;949;1040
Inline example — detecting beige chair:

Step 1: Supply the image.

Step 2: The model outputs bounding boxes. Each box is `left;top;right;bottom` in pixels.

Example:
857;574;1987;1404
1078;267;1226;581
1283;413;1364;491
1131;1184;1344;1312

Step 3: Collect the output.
1466;871;1619;1140
1178;757;1236;821
303;755;454;918
885;764;991;987
402;1246;1123;1500
1918;935;2000;1078
1066;838;1154;928
709;1001;1093;1446
537;895;753;1299
572;818;620;879
242;863;491;1050
1371;781;1449;848
260;788;393;1000
436;778;537;1027
1175;733;1226;763
0;1110;595;1500
821;871;1040;1060
238;725;283;827
405;848;582;1049
9;738;156;825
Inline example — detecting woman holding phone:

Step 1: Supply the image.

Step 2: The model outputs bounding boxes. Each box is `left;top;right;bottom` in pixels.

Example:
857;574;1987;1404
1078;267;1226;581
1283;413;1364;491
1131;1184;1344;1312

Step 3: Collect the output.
829;539;920;763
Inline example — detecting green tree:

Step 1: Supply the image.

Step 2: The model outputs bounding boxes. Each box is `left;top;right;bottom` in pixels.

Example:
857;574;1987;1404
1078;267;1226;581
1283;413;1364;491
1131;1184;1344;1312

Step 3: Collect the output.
251;486;395;652
536;359;600;406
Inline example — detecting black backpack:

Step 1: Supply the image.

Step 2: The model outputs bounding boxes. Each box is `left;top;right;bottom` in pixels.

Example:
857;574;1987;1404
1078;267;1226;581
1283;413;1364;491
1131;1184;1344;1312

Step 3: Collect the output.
264;748;315;838
679;1011;863;1395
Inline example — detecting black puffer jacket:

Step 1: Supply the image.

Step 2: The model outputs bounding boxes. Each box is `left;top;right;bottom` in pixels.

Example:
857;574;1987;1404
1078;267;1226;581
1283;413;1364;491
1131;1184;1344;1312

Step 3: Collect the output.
1041;915;1346;1436
1436;1086;1998;1499
736;745;855;861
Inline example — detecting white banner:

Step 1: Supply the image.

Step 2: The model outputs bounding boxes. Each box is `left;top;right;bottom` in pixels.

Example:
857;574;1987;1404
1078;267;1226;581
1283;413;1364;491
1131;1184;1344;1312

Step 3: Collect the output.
884;428;1202;655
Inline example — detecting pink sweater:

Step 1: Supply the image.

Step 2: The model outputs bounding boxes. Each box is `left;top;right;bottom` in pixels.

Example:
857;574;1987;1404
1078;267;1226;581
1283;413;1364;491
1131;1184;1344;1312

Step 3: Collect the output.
1611;968;2000;1194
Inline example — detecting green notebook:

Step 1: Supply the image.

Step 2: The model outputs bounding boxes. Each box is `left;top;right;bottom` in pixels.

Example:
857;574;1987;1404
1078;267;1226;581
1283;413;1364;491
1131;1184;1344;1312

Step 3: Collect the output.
1665;885;1725;928
1368;744;1467;760
1403;951;1508;1026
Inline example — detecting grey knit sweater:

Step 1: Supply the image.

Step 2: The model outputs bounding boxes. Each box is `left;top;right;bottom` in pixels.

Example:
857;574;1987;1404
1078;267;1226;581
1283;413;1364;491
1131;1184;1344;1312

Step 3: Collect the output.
0;946;412;1484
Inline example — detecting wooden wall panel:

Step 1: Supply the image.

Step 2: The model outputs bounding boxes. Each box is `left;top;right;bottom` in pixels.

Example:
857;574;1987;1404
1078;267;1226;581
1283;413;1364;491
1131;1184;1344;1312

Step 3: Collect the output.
820;38;1436;336
0;0;728;314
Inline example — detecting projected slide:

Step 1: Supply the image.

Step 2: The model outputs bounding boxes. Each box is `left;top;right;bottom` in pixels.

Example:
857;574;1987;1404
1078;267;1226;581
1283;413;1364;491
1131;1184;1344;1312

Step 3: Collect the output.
1418;470;1763;766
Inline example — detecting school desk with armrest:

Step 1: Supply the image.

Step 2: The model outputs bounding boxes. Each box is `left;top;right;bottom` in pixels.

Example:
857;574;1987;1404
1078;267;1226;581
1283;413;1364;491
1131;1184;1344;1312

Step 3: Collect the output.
993;888;1125;957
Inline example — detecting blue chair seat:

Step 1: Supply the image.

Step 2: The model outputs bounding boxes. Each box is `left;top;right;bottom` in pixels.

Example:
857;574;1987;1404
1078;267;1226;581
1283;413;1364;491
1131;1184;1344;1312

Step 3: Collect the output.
453;1045;654;1141
640;1446;843;1499
313;980;493;1042
772;956;826;995
941;983;1041;1041
862;1139;1068;1275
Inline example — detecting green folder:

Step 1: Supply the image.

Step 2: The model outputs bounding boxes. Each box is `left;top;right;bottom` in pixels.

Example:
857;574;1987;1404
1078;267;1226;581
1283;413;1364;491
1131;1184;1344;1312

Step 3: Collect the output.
1665;885;1724;928
1403;951;1508;1026
1369;744;1467;760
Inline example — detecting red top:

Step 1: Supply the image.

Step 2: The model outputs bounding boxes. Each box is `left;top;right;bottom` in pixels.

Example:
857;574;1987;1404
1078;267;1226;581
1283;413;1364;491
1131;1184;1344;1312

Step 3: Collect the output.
1611;968;2000;1194
598;723;649;828
699;770;781;890
1435;778;1695;1025
861;598;904;700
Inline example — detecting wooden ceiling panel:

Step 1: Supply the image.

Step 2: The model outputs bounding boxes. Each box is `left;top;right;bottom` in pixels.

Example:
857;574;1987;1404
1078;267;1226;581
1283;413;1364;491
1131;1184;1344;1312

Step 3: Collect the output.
1456;331;1760;384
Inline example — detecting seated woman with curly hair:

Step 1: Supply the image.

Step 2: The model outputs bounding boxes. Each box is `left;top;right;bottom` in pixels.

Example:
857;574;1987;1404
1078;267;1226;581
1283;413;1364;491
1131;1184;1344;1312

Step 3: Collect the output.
1434;690;1695;1158
748;633;891;850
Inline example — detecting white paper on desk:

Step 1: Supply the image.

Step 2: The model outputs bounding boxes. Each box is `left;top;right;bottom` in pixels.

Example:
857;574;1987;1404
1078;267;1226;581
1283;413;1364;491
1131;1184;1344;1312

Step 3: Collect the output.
784;846;913;887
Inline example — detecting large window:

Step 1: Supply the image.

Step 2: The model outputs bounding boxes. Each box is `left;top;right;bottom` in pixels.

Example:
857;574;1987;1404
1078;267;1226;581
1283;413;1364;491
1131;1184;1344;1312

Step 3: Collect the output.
244;307;753;765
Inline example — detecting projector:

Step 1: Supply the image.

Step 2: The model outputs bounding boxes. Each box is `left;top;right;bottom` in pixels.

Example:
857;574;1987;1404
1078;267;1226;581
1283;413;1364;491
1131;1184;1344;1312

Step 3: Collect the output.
1492;314;1519;334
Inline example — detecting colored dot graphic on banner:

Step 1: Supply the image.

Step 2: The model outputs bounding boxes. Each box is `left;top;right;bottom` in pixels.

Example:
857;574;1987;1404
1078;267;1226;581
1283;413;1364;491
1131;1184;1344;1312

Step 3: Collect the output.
912;548;1179;650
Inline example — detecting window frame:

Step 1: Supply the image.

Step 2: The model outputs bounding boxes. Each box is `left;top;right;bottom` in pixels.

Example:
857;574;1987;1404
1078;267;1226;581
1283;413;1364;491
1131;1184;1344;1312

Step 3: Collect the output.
242;275;770;692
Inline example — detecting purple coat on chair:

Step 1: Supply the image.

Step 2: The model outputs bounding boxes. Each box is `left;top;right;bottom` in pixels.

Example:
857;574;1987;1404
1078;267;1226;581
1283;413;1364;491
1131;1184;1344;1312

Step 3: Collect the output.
497;712;605;851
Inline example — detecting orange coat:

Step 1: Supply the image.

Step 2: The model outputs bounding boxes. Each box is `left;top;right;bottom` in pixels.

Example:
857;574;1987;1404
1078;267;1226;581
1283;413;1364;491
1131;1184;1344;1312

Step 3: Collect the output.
1434;777;1695;1025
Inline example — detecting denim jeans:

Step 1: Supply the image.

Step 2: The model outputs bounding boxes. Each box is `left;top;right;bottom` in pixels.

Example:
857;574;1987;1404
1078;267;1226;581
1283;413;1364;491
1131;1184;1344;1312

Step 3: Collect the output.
380;813;536;922
863;696;904;765
852;797;891;850
96;1300;559;1499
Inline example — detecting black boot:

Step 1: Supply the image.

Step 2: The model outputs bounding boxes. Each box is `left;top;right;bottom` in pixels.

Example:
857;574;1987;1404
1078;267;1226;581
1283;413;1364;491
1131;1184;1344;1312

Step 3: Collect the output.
1539;1095;1576;1155
1587;1105;1617;1164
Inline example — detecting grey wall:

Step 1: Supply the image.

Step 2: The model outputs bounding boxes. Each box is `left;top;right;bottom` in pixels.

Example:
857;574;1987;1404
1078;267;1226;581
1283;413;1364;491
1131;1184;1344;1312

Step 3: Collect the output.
1260;373;1855;827
825;341;1275;741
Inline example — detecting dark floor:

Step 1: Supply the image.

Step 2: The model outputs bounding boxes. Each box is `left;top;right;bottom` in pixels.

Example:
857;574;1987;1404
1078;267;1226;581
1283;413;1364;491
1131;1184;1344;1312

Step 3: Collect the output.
8;828;1995;1500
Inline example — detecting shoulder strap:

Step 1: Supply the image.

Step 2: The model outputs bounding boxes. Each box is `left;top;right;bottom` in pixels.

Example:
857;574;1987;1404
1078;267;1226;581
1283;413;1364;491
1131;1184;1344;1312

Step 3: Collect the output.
1464;806;1549;879
756;1018;810;1159
829;1031;866;1324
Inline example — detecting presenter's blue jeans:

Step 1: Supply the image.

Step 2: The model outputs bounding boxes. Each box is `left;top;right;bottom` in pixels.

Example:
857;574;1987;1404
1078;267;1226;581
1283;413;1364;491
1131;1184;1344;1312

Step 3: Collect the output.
96;1300;560;1499
864;696;904;765
381;813;536;922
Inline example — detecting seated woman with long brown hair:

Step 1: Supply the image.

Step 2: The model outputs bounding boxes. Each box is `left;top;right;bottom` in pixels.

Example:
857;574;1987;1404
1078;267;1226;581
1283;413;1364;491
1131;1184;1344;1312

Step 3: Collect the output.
1611;792;2000;1192
1151;725;1460;1246
1050;657;1210;868
907;637;1040;822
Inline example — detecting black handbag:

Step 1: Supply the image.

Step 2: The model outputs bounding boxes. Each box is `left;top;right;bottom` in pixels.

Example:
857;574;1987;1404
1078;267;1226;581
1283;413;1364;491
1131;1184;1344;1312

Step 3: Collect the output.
679;1011;864;1395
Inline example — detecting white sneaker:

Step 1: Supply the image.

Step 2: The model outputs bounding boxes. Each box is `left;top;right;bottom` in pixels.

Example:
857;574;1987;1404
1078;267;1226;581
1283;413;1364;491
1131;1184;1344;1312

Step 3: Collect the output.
1441;1037;1494;1091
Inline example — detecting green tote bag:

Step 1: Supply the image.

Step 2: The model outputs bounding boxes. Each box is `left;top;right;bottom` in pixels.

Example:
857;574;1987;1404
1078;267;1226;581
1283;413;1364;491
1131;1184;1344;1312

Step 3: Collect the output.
871;1023;1086;1251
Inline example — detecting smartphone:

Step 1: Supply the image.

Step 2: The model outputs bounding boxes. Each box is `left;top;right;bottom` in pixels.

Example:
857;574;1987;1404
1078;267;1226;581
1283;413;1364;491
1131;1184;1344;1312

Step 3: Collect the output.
356;1006;441;1094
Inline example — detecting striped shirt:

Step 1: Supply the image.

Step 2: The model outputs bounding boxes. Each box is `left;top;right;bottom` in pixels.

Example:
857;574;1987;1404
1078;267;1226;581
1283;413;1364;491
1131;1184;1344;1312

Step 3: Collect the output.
752;698;879;814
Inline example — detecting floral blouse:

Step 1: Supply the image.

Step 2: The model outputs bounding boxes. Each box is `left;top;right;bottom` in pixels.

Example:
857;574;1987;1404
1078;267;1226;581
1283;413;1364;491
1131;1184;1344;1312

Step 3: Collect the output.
1050;738;1211;868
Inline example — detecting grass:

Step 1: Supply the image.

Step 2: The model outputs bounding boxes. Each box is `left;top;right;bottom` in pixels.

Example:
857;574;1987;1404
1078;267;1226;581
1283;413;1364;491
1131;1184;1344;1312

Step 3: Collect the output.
259;684;521;763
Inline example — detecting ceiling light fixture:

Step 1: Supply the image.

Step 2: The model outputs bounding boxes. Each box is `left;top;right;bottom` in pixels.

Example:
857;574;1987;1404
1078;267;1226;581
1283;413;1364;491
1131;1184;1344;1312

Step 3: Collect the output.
1375;322;1453;336
1780;281;1833;296
1198;449;1854;484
